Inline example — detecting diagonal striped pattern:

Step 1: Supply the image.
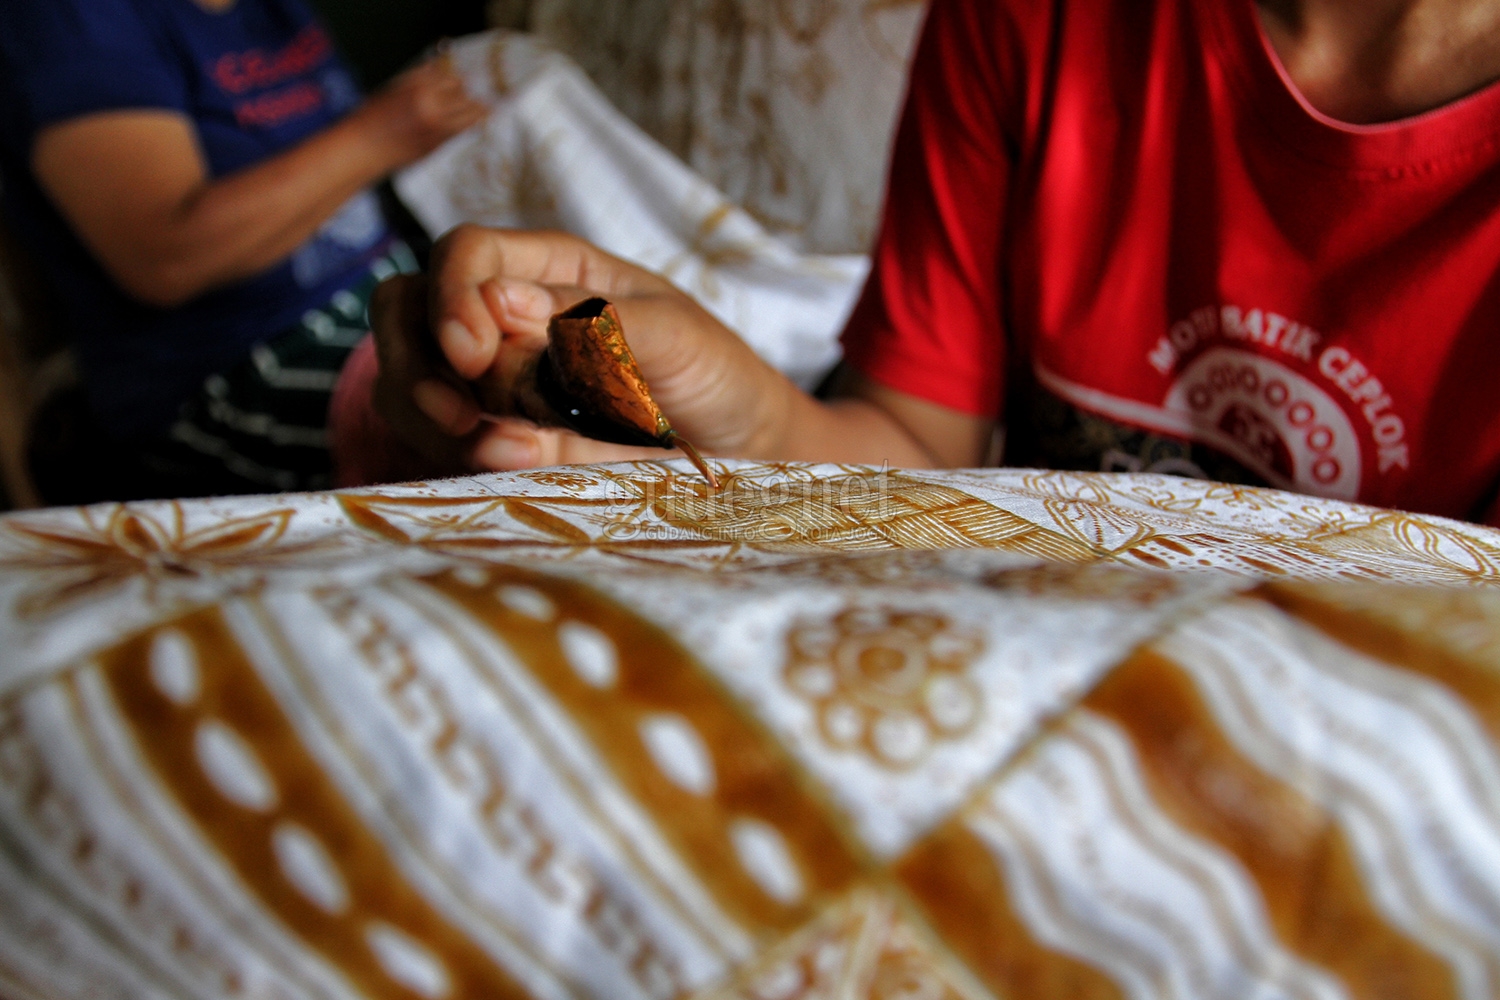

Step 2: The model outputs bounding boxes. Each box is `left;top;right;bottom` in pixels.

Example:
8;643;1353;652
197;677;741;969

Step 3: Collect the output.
960;709;1348;1000
1085;650;1454;999
1153;602;1500;997
424;565;867;935
98;607;535;1000
2;465;1500;1000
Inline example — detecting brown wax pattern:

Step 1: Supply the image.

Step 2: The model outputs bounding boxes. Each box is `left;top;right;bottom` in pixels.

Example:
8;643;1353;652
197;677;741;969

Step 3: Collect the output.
427;564;864;937
1084;650;1455;1000
896;820;1127;1000
98;608;533;1000
1262;581;1500;747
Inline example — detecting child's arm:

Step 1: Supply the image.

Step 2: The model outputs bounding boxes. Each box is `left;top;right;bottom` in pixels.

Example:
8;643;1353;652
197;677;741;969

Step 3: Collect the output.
30;58;485;309
366;226;994;473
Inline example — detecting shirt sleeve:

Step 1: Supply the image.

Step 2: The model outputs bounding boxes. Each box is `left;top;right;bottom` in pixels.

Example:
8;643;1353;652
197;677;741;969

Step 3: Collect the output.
839;0;1031;418
0;0;188;136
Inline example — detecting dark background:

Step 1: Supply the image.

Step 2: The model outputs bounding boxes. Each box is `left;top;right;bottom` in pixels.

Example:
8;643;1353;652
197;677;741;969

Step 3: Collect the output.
309;0;496;86
2;0;523;511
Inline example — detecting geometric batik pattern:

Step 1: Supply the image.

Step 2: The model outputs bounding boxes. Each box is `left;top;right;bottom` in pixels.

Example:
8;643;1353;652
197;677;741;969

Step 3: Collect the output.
1;461;1498;999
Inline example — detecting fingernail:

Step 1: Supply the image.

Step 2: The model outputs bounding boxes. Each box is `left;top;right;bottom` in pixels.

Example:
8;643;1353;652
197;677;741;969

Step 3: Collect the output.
413;379;465;428
473;428;540;469
439;319;478;359
498;280;551;321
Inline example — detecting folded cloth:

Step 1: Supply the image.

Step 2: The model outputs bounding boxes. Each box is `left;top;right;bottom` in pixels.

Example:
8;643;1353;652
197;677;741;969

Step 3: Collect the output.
2;463;1499;999
395;30;868;391
523;0;925;255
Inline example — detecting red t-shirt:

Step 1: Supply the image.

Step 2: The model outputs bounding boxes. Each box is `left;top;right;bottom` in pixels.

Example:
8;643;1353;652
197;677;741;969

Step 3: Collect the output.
842;0;1500;521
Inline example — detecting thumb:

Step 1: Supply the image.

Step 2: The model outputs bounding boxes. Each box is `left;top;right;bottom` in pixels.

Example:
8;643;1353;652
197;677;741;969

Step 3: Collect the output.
479;278;602;344
467;418;673;471
468;279;605;414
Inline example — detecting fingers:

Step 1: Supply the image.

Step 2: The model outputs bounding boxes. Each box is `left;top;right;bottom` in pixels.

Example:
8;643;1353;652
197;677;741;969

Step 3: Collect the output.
448;99;489;133
422;61;488;132
468;417;674;471
370;274;480;443
369;274;427;383
426;226;675;380
378;54;488;160
467;279;597;414
372;272;671;468
427;228;515;380
412;378;477;432
415;225;746;465
427;227;578;380
426;92;487;134
456;278;633;418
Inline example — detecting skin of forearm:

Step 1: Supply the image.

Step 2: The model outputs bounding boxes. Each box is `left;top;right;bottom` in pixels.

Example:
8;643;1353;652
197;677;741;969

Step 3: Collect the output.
403;224;996;474
32;108;401;309
739;366;970;468
778;395;946;466
152;114;400;304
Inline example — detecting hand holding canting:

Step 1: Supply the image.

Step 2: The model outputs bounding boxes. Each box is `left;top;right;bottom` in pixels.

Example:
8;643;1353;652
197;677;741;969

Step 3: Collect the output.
368;225;792;473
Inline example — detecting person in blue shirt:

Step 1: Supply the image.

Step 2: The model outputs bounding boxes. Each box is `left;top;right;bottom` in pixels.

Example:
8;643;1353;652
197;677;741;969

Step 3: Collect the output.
0;0;485;497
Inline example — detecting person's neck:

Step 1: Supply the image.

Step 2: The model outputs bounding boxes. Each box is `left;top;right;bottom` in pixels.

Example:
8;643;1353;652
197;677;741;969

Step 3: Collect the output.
1255;0;1500;123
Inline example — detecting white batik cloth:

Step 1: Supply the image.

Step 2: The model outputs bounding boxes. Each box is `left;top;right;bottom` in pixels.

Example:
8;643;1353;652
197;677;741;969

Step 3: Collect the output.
395;31;874;391
1;461;1500;999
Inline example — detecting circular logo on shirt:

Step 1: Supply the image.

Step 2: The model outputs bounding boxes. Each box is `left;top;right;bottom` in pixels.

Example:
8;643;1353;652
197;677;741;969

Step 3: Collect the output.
1163;347;1362;499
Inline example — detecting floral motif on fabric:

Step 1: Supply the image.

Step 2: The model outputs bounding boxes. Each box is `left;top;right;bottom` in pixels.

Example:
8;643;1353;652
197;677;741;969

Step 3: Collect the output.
0;502;302;619
785;608;984;768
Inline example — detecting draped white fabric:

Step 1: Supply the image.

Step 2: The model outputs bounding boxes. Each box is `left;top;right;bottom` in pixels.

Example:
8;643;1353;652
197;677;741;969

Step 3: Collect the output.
525;0;926;255
395;30;887;390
